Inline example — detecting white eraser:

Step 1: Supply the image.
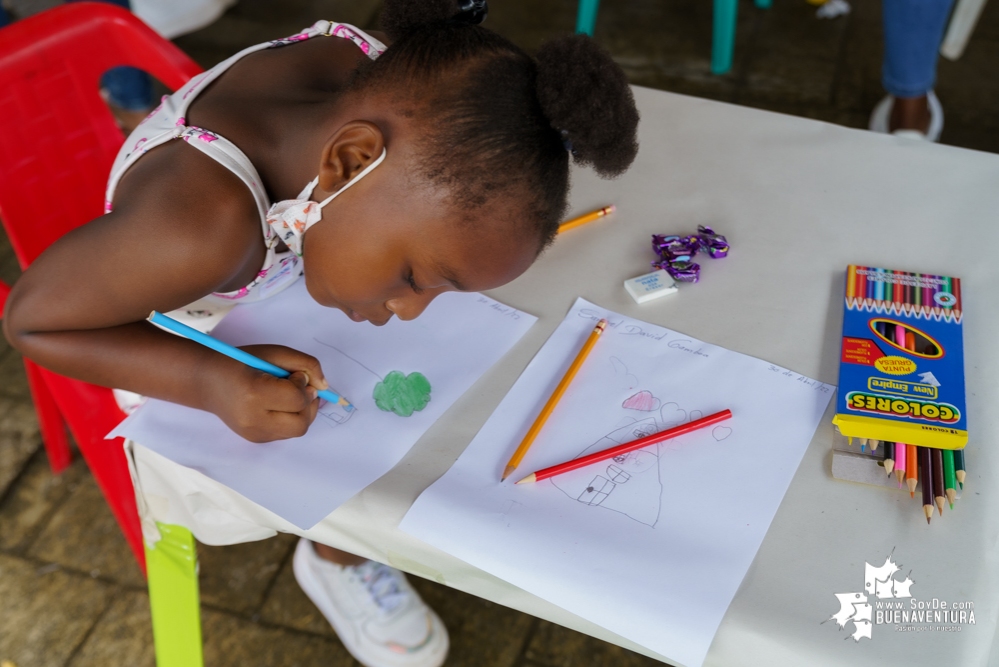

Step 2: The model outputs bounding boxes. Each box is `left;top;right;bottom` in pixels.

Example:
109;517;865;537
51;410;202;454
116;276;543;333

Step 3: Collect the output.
624;269;678;304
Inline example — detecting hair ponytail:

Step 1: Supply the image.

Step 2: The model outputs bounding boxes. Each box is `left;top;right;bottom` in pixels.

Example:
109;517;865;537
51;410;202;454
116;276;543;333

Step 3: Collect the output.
536;35;639;178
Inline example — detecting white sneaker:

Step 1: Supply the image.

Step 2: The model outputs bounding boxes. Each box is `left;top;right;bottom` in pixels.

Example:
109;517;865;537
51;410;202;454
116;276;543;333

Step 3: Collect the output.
292;539;449;667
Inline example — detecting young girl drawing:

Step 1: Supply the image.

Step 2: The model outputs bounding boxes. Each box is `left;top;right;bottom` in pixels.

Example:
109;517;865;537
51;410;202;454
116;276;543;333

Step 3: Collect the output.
3;1;639;665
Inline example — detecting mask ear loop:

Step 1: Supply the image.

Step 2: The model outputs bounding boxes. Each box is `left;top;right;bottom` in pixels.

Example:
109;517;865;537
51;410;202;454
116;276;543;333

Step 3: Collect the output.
313;148;388;209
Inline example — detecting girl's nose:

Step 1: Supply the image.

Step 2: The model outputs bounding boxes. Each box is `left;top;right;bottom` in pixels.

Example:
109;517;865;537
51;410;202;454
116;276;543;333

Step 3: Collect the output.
384;290;440;321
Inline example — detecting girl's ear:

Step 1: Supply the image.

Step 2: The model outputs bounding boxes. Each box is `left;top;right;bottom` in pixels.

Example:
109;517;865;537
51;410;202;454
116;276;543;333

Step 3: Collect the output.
317;121;385;195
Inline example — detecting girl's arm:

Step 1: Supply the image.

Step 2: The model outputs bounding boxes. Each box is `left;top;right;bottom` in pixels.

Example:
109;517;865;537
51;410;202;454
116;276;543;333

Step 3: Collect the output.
3;143;325;442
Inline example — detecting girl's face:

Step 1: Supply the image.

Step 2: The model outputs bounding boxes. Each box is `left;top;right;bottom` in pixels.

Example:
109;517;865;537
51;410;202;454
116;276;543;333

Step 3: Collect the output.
301;151;539;326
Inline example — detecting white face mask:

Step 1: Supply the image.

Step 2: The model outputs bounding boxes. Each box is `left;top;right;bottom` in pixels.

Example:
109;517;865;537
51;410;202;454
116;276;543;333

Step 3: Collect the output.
265;148;387;256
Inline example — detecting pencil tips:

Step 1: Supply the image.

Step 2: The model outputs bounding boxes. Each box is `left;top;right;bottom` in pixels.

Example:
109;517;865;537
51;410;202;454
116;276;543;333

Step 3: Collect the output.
515;473;536;485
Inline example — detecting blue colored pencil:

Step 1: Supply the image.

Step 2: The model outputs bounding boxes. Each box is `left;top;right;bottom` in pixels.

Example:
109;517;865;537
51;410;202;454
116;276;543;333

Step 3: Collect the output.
148;311;353;410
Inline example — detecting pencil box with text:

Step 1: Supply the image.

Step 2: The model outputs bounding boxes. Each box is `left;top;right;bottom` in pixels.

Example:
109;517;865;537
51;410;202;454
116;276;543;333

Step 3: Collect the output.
831;265;966;450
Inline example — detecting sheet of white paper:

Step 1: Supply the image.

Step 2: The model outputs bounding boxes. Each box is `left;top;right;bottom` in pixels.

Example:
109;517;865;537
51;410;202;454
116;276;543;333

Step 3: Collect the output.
110;281;536;529
400;298;834;667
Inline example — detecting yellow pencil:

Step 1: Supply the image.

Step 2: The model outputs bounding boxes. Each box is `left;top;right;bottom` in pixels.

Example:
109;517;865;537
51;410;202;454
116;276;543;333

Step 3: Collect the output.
501;318;608;481
558;205;615;233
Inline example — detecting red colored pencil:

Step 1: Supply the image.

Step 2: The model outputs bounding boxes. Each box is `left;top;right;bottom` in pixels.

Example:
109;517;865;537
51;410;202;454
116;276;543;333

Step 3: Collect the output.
515;409;732;484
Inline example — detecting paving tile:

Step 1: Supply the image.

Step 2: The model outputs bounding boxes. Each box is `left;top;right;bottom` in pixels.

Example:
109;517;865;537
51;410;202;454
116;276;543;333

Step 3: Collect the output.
937;39;999;129
69;590;155;667
28;472;145;587
487;0;580;52
739;0;848;107
202;607;359;667
408;577;535;667
0;348;31;403
0;452;87;552
588;0;748;100
524;620;669;667
0;402;41;500
198;532;297;614
0;553;112;667
829;0;885;114
258;553;337;637
173;0;381;69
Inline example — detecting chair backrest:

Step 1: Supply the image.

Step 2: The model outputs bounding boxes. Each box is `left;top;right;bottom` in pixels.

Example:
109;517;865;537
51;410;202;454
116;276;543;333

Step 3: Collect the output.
0;2;202;268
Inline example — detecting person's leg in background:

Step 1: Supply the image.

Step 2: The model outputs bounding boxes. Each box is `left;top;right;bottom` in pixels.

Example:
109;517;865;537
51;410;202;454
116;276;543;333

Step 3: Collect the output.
871;0;955;141
67;0;155;132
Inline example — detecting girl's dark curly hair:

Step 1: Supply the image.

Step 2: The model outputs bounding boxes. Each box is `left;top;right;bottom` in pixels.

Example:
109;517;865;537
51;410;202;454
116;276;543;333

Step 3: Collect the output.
350;0;639;250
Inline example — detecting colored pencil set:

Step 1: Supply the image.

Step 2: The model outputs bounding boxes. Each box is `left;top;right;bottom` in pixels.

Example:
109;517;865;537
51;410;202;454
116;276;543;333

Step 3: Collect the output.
832;266;967;524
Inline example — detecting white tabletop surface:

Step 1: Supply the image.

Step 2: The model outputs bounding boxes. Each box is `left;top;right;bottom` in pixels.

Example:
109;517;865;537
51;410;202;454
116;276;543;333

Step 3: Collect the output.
129;86;999;666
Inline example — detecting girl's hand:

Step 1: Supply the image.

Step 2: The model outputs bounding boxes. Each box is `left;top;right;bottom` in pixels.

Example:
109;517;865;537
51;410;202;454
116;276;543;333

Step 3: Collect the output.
209;344;330;443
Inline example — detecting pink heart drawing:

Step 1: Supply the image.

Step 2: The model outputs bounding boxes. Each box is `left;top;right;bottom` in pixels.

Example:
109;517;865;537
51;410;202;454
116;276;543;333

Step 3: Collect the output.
712;426;732;441
622;390;661;412
689;410;703;421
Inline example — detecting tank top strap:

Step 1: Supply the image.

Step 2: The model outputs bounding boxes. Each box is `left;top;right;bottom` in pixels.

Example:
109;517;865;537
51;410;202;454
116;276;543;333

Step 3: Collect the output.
174;126;273;238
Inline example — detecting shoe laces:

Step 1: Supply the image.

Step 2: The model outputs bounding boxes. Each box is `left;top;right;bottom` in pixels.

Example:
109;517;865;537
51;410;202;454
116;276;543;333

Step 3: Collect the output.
350;561;407;614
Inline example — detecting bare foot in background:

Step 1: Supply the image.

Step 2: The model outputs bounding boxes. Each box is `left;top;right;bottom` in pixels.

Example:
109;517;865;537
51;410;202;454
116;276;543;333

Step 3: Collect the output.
889;95;931;134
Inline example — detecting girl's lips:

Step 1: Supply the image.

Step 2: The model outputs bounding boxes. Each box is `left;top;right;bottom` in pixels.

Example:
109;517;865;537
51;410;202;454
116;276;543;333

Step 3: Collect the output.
346;309;367;323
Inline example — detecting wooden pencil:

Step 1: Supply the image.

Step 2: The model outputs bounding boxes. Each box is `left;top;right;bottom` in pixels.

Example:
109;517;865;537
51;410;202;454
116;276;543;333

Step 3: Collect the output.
501;319;608;481
895;442;906;487
148;311;352;409
919;446;933;524
558;205;615;233
516;410;732;484
931;448;946;516
906;444;918;497
954;448;966;489
943;449;957;509
884;441;895;476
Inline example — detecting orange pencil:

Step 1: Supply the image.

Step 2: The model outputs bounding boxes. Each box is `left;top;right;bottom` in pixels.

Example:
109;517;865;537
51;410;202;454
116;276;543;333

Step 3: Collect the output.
558;205;615;233
906;444;918;497
501;319;608;481
516;410;732;484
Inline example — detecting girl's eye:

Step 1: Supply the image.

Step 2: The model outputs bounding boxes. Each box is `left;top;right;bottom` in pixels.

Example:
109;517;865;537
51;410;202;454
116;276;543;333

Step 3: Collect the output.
407;273;425;295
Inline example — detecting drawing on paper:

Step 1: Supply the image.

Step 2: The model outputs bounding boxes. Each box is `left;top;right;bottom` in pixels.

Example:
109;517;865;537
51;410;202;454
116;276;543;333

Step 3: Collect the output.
623;390;660;411
551;359;734;528
551;416;664;527
313;337;432;418
373;371;432;417
318;400;355;425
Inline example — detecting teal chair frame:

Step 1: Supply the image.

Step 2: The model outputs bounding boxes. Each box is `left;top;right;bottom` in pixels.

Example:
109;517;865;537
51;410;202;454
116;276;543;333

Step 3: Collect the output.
575;0;772;75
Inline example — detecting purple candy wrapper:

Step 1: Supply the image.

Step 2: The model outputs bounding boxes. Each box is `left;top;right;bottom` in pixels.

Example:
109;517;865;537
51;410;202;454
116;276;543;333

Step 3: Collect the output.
650;225;729;283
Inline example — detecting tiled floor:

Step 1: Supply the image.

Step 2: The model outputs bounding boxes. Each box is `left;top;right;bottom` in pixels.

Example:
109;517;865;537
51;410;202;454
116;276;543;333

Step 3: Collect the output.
1;0;997;665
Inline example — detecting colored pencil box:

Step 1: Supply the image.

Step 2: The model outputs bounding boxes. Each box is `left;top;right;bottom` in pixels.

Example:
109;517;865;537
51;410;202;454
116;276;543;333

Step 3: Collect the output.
831;266;966;450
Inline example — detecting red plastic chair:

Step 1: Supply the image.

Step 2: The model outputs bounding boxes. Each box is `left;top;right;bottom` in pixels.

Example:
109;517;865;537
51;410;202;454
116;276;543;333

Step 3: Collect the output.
0;2;202;570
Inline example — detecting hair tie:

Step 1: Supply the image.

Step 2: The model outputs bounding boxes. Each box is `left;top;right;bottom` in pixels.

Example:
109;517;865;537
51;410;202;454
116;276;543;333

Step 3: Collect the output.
451;0;488;25
559;128;575;154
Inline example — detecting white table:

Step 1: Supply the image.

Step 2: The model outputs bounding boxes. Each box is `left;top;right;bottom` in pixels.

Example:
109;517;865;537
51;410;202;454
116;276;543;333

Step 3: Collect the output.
128;86;999;666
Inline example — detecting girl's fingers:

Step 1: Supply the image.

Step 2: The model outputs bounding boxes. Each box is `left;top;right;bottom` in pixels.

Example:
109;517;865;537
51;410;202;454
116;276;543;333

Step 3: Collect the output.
262;409;313;439
255;372;315;413
241;345;329;390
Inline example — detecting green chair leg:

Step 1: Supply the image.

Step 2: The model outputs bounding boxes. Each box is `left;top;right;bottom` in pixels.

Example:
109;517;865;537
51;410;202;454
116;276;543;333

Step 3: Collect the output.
146;523;203;667
712;0;739;74
576;0;600;35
